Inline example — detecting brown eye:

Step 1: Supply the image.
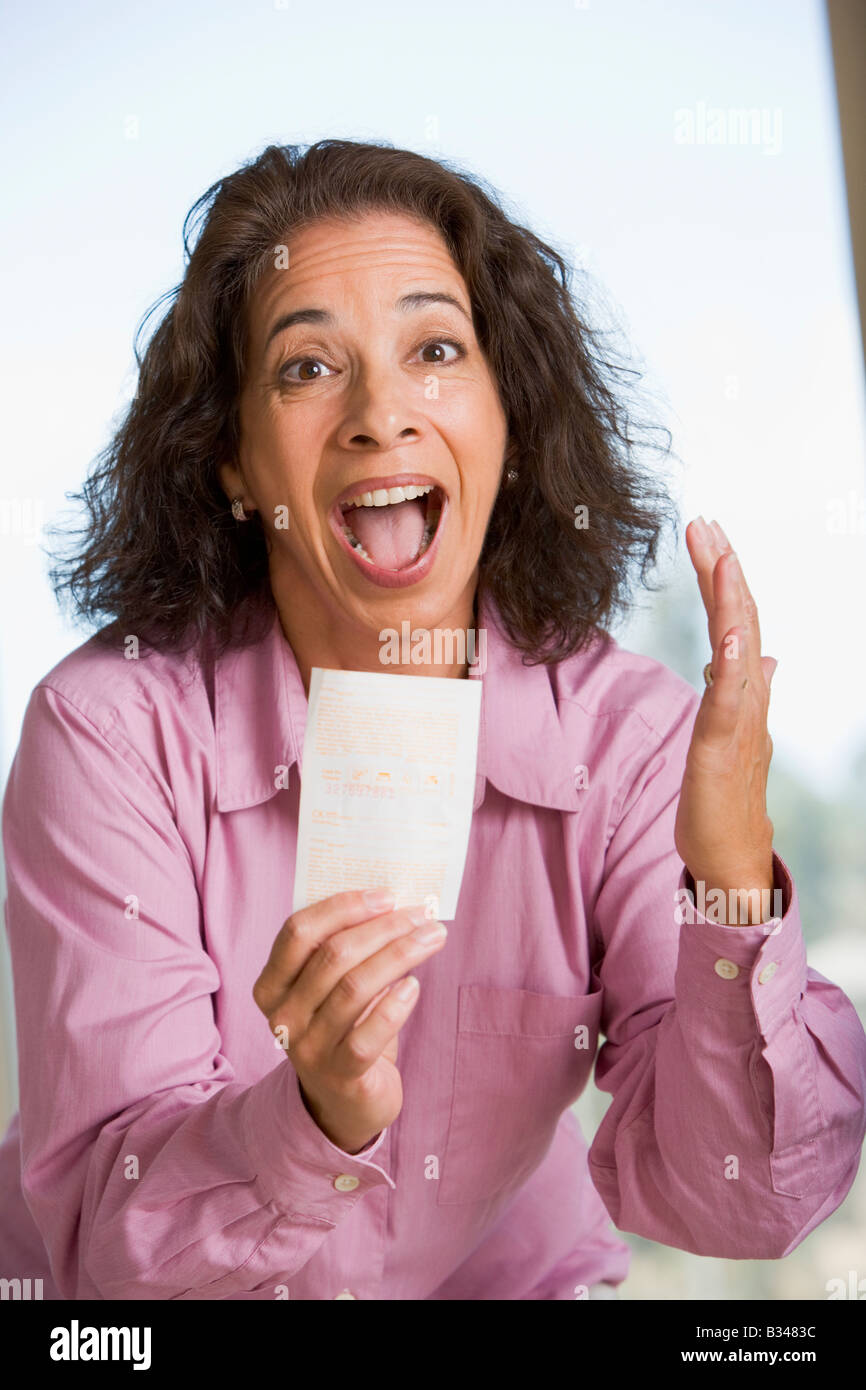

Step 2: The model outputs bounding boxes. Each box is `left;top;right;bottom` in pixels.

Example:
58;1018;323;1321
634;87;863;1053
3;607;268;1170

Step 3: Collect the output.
280;357;333;383
418;339;463;365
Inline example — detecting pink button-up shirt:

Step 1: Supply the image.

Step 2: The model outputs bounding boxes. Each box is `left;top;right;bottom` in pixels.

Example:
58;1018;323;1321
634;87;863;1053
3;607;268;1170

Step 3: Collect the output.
1;589;864;1300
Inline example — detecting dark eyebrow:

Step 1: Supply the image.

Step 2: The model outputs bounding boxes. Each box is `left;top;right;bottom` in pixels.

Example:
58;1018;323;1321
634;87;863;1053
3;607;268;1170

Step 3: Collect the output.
263;290;471;350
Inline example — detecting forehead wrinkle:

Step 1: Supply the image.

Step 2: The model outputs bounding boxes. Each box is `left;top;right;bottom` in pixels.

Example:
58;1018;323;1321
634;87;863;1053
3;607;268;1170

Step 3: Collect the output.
270;217;460;286
276;248;461;290
248;245;471;353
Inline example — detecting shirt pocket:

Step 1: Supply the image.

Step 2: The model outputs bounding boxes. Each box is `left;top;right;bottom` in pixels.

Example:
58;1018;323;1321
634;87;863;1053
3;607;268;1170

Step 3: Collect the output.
437;983;603;1207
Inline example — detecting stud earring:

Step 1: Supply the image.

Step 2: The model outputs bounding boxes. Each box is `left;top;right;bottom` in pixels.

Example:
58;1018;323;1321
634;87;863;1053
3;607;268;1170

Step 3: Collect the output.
231;497;249;521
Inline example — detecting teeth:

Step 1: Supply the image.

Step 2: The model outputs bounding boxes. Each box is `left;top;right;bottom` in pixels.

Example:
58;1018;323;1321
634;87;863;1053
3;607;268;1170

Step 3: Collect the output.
337;485;443;568
339;513;439;567
341;483;435;511
339;523;374;562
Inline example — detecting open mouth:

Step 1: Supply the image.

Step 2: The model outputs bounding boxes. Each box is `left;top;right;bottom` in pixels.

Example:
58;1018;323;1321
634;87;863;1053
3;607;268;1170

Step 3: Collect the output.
335;483;444;572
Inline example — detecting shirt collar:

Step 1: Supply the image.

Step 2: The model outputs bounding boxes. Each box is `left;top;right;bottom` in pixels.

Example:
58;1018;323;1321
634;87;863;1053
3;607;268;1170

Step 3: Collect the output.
213;590;583;814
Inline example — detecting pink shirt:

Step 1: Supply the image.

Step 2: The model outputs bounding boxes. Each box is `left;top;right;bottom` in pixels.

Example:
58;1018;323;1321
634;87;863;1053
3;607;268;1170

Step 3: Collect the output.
1;589;864;1300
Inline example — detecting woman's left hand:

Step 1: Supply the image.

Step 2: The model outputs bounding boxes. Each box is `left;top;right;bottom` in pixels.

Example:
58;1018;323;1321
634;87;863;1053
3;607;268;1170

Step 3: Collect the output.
673;517;778;924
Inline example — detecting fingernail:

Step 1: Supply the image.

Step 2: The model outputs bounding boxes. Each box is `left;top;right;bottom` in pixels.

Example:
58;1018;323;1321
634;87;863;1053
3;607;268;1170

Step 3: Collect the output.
363;888;395;910
412;921;448;945
693;515;711;539
393;975;419;1001
709;519;731;549
407;905;434;925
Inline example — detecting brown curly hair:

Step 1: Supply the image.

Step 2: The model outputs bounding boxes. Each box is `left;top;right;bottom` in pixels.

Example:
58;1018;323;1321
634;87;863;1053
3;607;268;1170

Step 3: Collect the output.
46;138;677;664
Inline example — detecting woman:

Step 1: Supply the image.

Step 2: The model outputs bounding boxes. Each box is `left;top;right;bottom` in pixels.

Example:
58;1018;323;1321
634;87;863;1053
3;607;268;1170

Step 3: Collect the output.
1;139;863;1301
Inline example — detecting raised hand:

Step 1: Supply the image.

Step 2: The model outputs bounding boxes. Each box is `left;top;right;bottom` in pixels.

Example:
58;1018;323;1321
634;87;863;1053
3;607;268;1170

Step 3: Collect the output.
674;517;779;925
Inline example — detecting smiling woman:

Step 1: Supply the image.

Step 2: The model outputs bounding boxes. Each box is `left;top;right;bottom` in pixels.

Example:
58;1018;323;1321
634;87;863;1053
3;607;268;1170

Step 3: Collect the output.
222;206;511;629
44;139;673;671
0;139;864;1302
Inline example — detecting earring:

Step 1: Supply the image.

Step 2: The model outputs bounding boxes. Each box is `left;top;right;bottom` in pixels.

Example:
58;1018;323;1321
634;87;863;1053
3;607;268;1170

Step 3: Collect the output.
231;497;249;521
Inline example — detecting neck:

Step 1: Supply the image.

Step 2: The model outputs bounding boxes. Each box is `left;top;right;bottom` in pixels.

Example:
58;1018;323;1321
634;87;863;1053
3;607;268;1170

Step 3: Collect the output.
269;569;482;698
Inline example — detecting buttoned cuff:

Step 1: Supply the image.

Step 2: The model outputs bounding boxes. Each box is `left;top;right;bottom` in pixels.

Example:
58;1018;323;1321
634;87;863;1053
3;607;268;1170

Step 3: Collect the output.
241;1059;396;1219
673;851;807;1043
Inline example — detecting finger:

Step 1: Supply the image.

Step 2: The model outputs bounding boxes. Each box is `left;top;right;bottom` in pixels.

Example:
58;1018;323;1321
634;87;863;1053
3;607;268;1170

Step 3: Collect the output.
722;544;762;658
352;982;392;1030
709;548;753;662
689;519;771;701
304;921;447;1055
289;906;441;1028
254;888;396;1016
705;624;751;738
687;517;739;655
331;975;421;1081
685;516;721;618
707;518;763;654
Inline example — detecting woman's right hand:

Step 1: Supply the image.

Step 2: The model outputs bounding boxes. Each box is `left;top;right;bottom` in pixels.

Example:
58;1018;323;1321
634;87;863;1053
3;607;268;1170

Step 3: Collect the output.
252;889;447;1154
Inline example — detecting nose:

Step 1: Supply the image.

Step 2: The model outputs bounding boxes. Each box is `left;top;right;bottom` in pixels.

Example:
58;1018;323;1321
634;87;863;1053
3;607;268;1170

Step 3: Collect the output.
335;355;423;452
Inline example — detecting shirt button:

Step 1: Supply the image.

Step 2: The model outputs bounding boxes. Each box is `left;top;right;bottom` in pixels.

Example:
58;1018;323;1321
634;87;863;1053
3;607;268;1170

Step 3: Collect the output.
334;1289;357;1299
334;1174;360;1192
758;961;779;984
714;958;740;980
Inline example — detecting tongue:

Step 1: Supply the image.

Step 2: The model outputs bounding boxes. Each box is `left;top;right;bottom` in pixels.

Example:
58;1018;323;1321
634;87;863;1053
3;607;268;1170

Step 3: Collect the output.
347;497;427;570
